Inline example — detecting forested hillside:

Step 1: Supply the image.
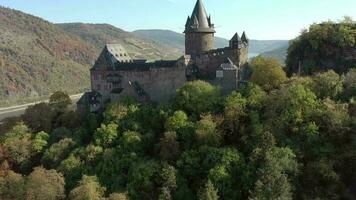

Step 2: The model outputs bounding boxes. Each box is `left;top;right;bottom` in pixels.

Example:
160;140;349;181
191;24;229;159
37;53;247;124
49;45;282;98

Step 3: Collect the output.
286;17;356;75
0;7;96;106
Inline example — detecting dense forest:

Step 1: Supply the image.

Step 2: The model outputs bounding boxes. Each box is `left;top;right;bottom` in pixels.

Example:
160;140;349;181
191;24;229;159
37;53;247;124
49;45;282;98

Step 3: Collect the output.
0;19;355;200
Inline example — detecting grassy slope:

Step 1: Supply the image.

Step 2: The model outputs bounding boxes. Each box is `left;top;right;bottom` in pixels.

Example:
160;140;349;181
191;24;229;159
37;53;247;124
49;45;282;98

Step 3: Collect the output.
0;7;97;106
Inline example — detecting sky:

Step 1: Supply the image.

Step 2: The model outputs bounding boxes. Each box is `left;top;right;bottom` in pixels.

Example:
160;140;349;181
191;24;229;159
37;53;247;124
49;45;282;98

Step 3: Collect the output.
0;0;355;40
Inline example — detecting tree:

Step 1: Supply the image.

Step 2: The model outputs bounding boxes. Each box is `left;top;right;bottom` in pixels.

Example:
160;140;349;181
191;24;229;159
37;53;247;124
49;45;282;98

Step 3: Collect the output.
48;127;73;145
127;160;161;200
311;70;343;99
250;56;287;91
22;102;53;132
198;180;219;200
249;147;297;200
0;170;26;199
165;111;189;131
26;167;65;200
343;68;356;100
32;131;49;153
195;114;221;147
223;91;247;135
69;175;106;200
174;81;221;117
2;123;33;170
160;132;180;163
42;138;76;168
94;123;118;147
49;91;72;110
120;131;143;153
103;102;129;124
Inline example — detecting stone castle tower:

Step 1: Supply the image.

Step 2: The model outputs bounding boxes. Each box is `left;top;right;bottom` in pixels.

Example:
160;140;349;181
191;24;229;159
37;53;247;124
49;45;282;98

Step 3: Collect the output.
184;0;215;55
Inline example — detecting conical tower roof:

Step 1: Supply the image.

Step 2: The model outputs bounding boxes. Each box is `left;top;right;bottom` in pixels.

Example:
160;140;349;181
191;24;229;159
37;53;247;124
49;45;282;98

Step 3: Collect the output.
230;33;241;41
184;0;215;33
241;31;249;43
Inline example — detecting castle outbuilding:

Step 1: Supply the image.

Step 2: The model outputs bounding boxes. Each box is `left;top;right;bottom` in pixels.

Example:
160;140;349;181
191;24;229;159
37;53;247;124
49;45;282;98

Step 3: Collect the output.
78;0;249;112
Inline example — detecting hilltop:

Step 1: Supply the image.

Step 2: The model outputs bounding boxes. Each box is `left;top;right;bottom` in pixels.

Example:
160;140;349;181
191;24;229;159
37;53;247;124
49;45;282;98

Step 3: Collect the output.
58;23;181;61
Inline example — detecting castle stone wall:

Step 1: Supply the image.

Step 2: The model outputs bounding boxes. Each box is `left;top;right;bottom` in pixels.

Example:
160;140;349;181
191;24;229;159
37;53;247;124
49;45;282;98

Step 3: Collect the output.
91;58;187;103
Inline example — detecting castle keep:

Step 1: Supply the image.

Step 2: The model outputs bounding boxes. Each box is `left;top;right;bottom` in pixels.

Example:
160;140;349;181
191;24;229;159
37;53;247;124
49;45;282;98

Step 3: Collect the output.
79;0;249;111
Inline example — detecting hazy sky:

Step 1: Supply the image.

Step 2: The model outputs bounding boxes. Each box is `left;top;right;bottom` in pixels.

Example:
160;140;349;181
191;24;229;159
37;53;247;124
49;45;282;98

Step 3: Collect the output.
0;0;355;40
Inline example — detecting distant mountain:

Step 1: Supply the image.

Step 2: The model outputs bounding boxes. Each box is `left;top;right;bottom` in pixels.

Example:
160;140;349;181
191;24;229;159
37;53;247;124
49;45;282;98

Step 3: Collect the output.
261;44;289;64
133;29;289;61
58;24;181;61
0;7;97;105
133;29;229;50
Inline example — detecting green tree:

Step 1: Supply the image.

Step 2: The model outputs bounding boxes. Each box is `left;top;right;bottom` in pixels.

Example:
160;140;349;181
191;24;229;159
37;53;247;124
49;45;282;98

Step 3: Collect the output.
120;131;143;153
2;123;33;170
165;111;189;131
69;175;106;200
174;81;221;117
195;114;221;147
94;123;118;147
42;138;76;168
311;70;343;99
249;146;297;200
26;167;65;200
223;91;247;136
32;131;49;153
160;132;180;163
127;160;161;200
104;102;129;124
343;68;356;100
250;56;287;91
198;180;219;200
22;102;53;132
49;91;72;110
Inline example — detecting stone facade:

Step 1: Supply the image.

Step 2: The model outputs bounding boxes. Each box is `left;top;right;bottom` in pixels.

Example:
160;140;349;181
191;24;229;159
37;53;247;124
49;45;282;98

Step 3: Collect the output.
78;0;249;111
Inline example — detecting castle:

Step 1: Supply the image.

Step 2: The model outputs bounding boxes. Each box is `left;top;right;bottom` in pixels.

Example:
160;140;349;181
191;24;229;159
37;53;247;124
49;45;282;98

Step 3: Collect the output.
78;0;249;112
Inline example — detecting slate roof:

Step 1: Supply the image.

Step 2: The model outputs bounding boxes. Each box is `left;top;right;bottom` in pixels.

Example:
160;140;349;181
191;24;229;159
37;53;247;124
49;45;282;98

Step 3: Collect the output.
241;31;249;43
230;33;241;42
185;0;215;33
106;44;132;63
218;58;238;70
